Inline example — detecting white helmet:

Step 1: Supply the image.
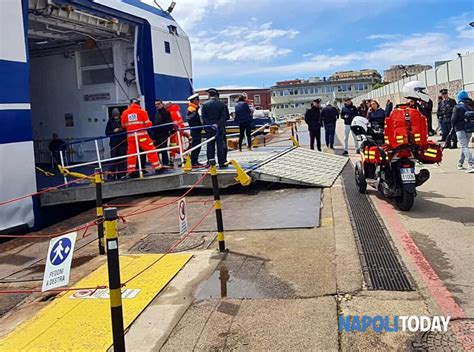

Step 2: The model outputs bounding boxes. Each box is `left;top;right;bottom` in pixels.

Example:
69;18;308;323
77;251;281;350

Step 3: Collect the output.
351;116;369;135
403;80;429;102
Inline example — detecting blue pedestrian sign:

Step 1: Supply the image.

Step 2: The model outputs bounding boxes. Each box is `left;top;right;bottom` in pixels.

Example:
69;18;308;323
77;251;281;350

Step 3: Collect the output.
50;238;73;265
42;232;77;292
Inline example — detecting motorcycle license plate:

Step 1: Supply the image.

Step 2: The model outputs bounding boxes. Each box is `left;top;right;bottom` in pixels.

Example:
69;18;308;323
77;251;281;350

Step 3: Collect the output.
401;168;416;183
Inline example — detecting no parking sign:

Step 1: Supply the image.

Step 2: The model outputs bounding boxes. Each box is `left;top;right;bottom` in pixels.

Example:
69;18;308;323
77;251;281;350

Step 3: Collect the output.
42;232;77;292
178;198;188;236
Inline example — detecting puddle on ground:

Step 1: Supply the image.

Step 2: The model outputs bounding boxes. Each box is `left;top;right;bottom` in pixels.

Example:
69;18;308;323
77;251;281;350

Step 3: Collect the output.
194;253;295;300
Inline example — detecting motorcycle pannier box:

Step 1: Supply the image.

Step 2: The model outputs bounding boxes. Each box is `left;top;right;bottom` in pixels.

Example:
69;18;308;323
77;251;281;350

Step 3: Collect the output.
384;107;428;148
418;143;443;164
363;146;381;164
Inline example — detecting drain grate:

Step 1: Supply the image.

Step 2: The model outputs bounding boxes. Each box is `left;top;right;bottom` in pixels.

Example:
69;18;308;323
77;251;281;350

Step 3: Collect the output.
411;319;473;351
341;163;414;291
129;233;209;254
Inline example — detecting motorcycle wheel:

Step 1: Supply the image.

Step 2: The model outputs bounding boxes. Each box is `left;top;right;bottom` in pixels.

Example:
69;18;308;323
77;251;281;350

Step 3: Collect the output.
395;189;415;211
354;161;367;193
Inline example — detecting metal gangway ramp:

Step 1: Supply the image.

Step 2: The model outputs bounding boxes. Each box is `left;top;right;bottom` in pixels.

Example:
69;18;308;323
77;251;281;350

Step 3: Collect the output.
40;145;348;206
236;147;348;187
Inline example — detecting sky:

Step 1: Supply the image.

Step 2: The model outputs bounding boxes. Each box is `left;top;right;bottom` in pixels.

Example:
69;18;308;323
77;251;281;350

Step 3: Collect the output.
156;0;474;89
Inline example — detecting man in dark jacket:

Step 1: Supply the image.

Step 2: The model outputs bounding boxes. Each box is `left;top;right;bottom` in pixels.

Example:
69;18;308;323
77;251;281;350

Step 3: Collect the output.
153;100;173;165
201;88;229;167
48;133;66;165
235;95;253;151
420;98;435;136
437;89;457;147
321;101;339;149
341;98;359;155
385;99;393;117
105;108;126;179
451;90;473;173
187;93;204;166
304;99;322;151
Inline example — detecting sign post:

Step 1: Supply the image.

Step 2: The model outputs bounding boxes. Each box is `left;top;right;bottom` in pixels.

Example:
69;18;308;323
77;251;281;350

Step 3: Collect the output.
178;198;188;237
42;232;77;292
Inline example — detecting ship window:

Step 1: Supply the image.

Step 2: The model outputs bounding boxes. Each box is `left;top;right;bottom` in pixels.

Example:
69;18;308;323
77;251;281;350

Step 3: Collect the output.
254;95;261;104
79;48;114;86
164;41;171;54
168;25;178;35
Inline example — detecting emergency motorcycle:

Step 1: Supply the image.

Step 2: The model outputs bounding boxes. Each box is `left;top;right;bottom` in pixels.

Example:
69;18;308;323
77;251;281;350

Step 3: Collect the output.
351;81;443;211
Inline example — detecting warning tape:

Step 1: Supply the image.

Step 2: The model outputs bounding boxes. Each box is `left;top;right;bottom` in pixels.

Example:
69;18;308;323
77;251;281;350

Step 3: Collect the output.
0;172;214;294
0;173;97;207
121;202;215;286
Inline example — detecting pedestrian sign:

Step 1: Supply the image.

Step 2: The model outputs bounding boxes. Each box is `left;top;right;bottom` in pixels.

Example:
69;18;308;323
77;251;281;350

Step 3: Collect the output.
178;198;188;236
42;232;77;292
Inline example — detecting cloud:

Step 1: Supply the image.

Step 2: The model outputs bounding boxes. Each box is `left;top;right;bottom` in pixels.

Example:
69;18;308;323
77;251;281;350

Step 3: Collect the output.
147;0;236;32
191;22;298;63
219;32;474;78
366;34;400;40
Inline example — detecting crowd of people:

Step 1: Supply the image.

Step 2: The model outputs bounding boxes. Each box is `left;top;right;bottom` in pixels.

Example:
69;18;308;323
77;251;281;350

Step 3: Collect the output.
101;88;256;180
303;87;473;173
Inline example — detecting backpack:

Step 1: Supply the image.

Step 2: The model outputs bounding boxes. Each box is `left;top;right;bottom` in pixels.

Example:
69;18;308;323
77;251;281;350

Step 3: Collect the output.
384;107;428;148
460;102;474;133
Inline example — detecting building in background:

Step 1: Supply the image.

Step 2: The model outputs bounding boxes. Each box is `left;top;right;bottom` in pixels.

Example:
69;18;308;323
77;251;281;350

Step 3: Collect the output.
384;64;433;82
271;70;381;118
330;69;381;81
353;53;473;107
196;87;271;110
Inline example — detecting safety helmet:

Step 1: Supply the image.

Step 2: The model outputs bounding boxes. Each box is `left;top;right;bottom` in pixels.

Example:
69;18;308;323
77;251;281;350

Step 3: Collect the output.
402;80;429;102
351;116;369;135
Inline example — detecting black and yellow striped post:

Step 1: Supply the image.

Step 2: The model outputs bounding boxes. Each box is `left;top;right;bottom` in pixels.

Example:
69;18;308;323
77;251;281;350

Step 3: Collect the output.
95;167;105;255
294;122;300;144
209;160;226;252
104;207;125;352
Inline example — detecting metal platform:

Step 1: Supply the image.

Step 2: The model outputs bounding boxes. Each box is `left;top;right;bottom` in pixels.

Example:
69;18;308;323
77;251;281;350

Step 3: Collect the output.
39;147;347;206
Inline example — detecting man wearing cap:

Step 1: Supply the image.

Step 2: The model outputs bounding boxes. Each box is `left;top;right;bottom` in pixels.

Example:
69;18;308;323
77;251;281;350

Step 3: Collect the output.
341;98;359;155
201;88;229;167
187;93;204;166
105;108;126;180
437;88;457;147
304;99;323;151
153;99;173;166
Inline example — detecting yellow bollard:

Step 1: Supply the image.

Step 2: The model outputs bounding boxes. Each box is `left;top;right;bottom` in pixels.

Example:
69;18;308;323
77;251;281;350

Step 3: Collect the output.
226;160;251;186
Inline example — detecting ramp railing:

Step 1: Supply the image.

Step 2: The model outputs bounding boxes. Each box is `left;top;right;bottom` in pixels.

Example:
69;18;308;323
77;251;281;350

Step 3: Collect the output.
58;123;218;184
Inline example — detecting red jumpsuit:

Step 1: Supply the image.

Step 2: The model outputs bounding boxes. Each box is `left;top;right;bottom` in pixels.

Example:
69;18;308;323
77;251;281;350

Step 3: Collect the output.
167;104;188;158
121;103;161;173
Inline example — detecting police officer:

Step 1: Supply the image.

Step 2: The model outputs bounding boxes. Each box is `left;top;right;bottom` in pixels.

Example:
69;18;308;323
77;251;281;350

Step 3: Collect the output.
187;93;204;167
201;88;229;167
437;88;457;148
304;99;323;151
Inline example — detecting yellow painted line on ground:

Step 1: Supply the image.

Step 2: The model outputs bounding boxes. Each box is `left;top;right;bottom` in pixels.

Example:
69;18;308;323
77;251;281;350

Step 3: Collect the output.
0;254;192;352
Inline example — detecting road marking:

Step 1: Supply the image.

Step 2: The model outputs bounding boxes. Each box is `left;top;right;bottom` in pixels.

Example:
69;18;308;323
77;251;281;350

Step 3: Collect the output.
0;254;192;351
374;198;465;319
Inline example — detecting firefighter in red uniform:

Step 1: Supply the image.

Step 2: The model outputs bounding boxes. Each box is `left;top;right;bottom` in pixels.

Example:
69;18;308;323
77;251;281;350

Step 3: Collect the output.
166;103;190;163
121;99;162;176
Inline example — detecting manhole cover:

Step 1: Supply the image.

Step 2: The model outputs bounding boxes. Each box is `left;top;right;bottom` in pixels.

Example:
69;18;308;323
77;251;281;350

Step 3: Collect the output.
130;233;206;253
411;319;474;351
